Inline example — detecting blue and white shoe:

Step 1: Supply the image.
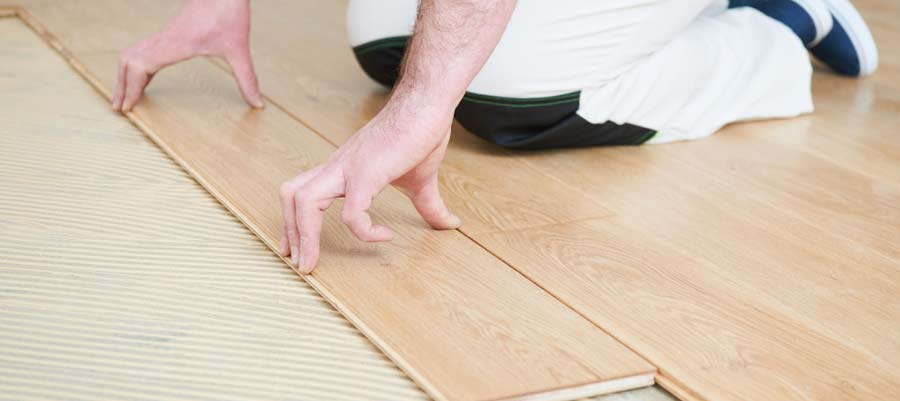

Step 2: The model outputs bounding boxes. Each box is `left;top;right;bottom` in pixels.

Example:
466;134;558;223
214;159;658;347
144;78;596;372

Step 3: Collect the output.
744;0;834;47
810;0;879;76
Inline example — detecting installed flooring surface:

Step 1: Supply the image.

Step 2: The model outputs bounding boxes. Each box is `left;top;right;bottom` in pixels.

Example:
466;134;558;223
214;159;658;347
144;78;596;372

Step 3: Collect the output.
3;0;900;400
0;12;661;401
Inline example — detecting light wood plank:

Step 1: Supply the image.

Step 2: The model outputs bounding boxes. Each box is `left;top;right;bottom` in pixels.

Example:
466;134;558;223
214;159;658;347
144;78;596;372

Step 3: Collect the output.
7;8;656;401
476;216;900;401
705;0;900;185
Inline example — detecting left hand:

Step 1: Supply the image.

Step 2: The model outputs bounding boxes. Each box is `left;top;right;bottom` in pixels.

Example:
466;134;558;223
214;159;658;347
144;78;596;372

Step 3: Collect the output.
278;101;461;273
112;0;262;111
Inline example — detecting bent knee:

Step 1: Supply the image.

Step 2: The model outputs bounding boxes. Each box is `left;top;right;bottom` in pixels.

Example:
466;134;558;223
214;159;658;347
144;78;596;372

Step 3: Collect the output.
352;37;408;88
347;0;416;87
454;92;657;150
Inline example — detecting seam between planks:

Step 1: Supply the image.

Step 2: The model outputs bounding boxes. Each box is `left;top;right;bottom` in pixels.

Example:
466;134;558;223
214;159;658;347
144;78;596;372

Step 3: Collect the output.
456;225;686;401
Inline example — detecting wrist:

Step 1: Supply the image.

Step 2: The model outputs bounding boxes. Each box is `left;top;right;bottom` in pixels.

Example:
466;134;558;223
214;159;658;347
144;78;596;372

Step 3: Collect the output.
378;90;455;136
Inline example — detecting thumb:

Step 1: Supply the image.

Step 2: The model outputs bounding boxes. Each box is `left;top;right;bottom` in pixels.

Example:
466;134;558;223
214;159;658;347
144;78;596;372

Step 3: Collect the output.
226;49;264;108
407;178;461;230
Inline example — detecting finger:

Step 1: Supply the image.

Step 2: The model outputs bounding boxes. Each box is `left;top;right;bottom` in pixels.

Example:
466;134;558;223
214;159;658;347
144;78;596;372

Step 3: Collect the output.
342;183;394;243
293;177;340;273
279;165;327;264
112;60;127;110
279;181;301;265
121;65;152;112
279;225;290;256
295;195;326;274
407;177;461;230
226;50;264;108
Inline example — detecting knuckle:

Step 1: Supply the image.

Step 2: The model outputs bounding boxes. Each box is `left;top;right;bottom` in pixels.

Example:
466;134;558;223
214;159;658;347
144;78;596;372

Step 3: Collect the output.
347;223;365;239
128;59;148;73
341;209;356;226
294;191;310;207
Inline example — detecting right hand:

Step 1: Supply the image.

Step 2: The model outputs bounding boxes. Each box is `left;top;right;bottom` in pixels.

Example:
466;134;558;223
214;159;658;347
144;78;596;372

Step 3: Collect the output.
278;96;461;273
112;0;263;111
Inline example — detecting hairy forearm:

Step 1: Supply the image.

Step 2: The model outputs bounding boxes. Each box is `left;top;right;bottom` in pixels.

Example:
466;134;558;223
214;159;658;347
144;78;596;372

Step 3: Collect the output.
383;0;517;125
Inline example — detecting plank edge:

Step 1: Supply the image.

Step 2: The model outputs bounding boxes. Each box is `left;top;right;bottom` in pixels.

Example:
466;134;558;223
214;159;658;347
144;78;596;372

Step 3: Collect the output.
0;5;19;16
655;374;704;401
497;372;655;401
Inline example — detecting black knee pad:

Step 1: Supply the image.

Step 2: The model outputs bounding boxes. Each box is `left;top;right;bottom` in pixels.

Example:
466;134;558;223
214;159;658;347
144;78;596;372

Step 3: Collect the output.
454;92;657;150
352;36;409;88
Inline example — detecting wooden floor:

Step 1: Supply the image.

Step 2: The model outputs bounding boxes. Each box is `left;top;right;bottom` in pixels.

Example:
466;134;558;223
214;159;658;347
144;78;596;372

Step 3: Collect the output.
3;0;900;400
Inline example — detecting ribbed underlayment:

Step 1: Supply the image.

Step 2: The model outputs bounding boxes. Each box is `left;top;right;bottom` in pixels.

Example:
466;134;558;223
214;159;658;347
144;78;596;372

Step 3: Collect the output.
0;16;675;401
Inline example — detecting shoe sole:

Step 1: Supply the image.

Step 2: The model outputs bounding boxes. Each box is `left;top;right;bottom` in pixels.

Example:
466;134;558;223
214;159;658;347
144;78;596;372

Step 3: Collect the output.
820;0;879;75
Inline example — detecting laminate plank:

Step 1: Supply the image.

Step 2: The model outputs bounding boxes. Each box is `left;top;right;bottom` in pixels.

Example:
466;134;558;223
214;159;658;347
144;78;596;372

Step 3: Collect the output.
6;10;657;401
703;0;900;185
475;216;900;401
654;128;900;262
511;141;900;358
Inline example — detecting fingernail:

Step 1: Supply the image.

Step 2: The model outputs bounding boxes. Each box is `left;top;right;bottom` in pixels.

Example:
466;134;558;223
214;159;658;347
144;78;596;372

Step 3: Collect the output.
290;246;298;266
450;214;462;228
298;238;307;271
253;99;265;108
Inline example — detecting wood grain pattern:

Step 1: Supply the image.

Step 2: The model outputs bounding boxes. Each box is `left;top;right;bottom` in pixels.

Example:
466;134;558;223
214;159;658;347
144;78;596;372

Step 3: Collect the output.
476;216;900;401
3;8;656;401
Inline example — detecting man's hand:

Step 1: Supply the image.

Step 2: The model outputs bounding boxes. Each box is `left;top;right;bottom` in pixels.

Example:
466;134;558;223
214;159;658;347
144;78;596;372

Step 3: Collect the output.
113;0;262;111
280;0;517;273
278;98;462;273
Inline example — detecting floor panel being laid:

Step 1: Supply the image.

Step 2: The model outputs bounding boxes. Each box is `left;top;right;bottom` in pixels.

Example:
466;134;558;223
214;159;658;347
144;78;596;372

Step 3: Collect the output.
0;10;657;401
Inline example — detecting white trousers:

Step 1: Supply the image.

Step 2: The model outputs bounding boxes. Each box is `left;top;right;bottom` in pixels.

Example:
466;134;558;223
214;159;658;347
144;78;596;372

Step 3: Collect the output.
347;0;813;144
